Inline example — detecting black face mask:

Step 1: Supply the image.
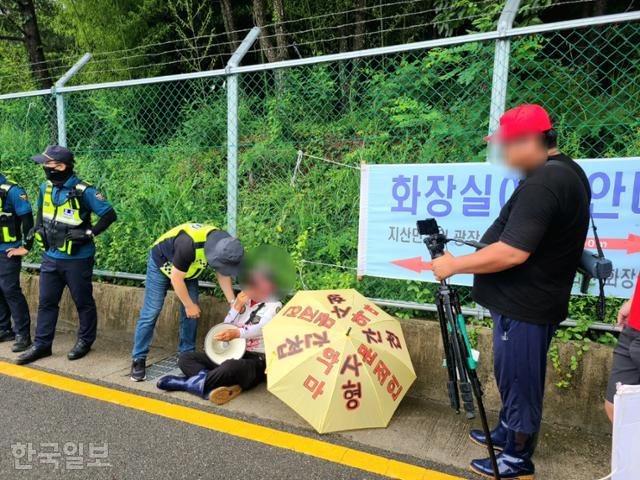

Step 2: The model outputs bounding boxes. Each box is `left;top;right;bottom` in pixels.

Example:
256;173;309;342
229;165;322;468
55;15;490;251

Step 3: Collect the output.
44;166;73;185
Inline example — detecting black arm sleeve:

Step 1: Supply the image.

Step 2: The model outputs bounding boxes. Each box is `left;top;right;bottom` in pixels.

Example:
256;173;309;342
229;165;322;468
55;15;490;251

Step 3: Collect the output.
35;207;43;230
92;208;117;236
18;212;34;250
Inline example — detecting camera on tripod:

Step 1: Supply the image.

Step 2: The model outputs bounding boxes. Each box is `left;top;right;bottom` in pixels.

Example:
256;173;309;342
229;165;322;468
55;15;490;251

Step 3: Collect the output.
417;218;447;259
418;218;486;258
416;217;502;479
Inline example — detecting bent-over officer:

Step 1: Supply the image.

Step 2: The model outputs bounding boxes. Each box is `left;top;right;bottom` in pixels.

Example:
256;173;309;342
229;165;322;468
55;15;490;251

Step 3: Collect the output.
17;145;117;365
0;170;34;352
130;222;244;381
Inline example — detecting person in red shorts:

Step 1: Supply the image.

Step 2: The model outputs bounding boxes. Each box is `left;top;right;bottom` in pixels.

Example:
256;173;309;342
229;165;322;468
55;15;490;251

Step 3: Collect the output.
605;279;640;422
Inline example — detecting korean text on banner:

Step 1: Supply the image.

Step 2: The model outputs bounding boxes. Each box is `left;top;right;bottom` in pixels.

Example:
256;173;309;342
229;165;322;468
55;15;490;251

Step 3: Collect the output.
357;159;640;299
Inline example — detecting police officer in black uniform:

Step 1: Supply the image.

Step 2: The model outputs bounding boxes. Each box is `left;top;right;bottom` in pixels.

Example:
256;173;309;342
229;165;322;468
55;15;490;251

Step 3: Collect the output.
0;171;34;352
17;145;117;365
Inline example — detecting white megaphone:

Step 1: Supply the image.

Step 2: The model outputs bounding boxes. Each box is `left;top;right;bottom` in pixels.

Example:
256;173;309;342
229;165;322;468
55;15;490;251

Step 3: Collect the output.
204;323;246;365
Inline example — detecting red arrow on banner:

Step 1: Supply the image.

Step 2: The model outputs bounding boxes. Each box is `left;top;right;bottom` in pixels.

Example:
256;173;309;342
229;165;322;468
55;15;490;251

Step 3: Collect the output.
584;234;640;254
391;257;433;273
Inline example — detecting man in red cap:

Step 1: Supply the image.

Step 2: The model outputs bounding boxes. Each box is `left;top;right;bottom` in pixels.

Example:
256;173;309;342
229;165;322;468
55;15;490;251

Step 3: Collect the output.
432;104;591;479
605;280;640;422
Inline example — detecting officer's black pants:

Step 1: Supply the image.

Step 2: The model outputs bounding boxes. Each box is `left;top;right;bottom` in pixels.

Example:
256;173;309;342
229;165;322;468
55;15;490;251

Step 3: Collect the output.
0;254;30;337
177;351;266;394
34;254;97;349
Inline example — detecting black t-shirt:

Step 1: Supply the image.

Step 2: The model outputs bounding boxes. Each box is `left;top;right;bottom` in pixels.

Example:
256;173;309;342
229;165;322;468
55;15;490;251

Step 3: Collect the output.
151;232;197;273
472;154;591;325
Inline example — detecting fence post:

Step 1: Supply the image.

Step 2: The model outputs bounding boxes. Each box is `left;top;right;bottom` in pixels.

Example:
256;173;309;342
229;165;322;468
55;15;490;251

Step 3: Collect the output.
487;0;521;163
53;53;92;147
225;27;261;237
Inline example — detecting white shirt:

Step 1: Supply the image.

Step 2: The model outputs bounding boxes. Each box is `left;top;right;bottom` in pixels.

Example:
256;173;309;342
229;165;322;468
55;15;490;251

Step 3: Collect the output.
223;299;281;353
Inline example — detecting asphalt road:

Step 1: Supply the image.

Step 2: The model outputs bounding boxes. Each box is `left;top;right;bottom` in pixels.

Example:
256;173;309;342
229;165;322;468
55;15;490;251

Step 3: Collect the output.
0;375;392;480
0;376;438;480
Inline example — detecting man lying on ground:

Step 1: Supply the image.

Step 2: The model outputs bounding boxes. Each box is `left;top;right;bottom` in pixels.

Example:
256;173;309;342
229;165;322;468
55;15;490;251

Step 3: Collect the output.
156;266;281;405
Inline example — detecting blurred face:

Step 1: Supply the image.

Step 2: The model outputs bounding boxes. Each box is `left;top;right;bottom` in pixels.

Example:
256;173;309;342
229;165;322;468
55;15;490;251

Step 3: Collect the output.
245;271;276;302
500;133;548;173
44;160;67;172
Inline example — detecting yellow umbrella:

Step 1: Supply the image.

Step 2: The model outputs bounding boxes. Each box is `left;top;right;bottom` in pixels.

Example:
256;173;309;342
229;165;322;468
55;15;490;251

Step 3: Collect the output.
263;289;416;433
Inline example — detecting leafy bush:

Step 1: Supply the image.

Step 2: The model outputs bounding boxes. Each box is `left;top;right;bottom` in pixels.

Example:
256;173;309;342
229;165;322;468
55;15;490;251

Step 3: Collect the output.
0;24;636;357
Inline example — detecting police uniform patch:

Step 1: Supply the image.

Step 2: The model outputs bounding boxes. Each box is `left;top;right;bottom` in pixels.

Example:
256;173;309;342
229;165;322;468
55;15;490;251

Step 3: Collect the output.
19;194;28;201
95;192;105;201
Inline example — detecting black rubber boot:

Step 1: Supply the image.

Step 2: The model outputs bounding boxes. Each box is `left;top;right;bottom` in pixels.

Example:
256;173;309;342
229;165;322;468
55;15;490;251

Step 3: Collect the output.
470;410;509;451
470;430;537;479
156;370;209;398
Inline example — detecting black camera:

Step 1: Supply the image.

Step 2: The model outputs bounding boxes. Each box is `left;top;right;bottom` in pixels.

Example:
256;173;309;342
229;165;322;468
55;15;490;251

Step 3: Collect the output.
416;218;439;236
417;218;447;259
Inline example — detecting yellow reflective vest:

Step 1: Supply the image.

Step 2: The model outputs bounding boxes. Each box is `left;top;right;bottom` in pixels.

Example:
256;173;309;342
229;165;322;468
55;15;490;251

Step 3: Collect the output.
0;181;17;243
153;223;218;279
41;180;91;255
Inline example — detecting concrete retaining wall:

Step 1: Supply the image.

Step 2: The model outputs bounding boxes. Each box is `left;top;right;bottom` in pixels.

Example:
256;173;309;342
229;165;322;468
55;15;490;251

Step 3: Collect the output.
20;274;229;350
20;273;613;435
401;317;613;435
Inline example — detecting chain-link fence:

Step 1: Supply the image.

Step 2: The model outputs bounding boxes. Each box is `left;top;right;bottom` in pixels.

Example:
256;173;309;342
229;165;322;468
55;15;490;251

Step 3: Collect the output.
236;39;497;307
508;22;640;158
0;11;638;320
63;78;229;274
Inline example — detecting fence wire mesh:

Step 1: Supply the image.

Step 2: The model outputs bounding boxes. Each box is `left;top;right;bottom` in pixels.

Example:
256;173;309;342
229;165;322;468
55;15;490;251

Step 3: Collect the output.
0;20;637;312
64;78;227;276
507;23;640;159
0;94;57;180
236;40;496;306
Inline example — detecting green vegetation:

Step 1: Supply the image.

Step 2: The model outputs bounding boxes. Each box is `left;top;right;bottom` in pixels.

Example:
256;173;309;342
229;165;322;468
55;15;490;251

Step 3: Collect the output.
0;2;637;389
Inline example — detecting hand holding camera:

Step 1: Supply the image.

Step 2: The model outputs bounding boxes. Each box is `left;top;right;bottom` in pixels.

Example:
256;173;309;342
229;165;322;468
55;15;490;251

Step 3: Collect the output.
431;252;457;281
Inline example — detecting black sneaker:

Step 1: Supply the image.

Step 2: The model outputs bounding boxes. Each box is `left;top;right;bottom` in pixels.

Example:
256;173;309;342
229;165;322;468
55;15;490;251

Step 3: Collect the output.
130;358;146;382
0;330;15;342
12;335;32;353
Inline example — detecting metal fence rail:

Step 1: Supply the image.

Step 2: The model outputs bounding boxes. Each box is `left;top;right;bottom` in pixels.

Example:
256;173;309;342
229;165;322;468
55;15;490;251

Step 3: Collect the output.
2;6;639;331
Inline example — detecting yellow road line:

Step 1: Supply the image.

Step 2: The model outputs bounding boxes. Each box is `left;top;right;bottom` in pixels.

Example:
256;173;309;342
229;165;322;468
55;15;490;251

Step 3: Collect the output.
0;361;463;480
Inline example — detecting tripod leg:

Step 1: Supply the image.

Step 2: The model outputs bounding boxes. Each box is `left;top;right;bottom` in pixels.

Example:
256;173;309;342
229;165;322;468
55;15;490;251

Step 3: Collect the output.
444;303;475;419
469;372;501;480
454;309;501;480
437;281;500;478
437;298;460;413
458;380;475;420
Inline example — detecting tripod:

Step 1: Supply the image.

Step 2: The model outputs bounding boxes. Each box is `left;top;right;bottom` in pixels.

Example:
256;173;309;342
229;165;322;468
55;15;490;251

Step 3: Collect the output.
418;220;501;480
